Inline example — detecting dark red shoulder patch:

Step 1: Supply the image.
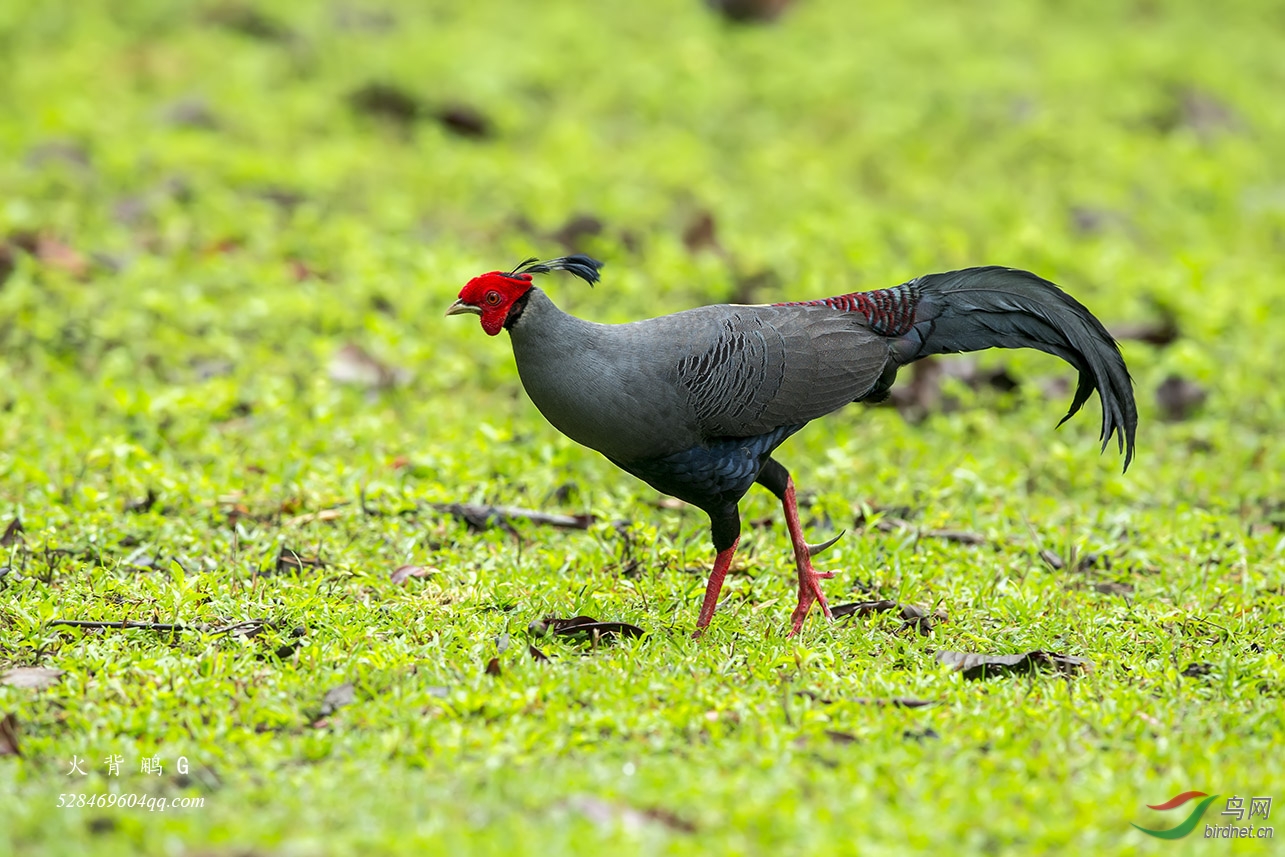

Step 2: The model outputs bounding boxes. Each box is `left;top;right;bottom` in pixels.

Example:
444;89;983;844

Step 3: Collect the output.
774;281;920;337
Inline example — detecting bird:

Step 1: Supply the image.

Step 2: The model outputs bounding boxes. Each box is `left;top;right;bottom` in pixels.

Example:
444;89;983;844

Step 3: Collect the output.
447;255;1136;636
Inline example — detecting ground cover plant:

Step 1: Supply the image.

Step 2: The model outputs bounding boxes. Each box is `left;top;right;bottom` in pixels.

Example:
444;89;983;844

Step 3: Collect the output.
2;1;1283;854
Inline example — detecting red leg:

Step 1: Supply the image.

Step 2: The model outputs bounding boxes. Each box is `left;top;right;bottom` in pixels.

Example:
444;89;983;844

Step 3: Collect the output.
693;537;740;637
782;477;835;635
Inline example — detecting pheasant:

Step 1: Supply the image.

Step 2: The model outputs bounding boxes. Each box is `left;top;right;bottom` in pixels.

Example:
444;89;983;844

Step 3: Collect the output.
447;255;1136;635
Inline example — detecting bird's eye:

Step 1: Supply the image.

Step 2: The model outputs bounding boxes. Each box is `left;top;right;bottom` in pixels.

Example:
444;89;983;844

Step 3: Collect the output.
485;291;502;306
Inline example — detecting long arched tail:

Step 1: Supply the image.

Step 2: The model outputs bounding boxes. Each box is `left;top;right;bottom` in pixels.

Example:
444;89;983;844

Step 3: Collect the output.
883;267;1137;470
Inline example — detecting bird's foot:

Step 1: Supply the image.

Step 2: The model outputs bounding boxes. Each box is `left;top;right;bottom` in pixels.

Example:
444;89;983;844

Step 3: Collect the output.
786;568;835;636
778;475;841;634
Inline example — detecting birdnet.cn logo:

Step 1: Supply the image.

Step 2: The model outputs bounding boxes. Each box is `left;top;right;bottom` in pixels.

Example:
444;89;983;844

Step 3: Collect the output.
1131;791;1274;840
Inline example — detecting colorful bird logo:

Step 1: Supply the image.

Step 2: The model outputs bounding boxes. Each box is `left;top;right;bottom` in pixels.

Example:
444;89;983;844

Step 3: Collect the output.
1132;791;1220;839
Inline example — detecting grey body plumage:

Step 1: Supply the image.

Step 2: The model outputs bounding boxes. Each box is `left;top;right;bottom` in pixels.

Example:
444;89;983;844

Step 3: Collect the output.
509;290;892;464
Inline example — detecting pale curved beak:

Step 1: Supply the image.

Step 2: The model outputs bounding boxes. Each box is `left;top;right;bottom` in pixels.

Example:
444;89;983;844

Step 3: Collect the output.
445;299;481;317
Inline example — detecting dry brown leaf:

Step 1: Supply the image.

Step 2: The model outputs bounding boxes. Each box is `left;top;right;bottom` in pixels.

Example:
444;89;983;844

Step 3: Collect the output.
1;667;65;690
0;518;22;547
1156;374;1208;421
35;235;89;277
831;600;946;635
936;650;1092;680
434;104;493;139
706;0;796;24
564;796;696;833
349;81;422;123
0;713;19;756
682;210;723;255
1110;316;1180;347
328;343;409;389
316;683;356;719
285;508;345;527
275;547;325;574
550;214;605;252
391;564;436;585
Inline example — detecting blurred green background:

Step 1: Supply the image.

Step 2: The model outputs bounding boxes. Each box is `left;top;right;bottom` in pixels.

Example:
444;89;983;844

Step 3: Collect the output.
2;1;1282;855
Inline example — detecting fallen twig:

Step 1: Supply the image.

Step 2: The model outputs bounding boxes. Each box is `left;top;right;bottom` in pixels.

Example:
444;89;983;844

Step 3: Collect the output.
869;517;988;545
432;502;596;533
49;618;273;636
529;615;645;643
49;620;188;633
795;691;938;708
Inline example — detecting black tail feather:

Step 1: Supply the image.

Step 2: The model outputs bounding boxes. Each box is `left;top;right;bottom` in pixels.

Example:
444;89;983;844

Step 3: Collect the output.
897;266;1137;470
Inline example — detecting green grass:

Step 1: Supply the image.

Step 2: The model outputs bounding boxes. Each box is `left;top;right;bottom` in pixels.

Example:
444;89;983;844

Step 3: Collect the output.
2;0;1283;854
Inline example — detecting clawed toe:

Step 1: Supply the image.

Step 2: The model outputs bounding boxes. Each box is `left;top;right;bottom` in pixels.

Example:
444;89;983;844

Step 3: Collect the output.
787;568;837;633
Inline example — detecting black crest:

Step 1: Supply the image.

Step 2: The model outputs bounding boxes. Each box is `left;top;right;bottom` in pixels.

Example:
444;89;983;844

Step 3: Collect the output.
508;255;603;286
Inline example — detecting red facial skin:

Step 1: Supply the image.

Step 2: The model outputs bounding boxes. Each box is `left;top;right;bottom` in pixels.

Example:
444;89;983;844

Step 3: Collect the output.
455;272;534;336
